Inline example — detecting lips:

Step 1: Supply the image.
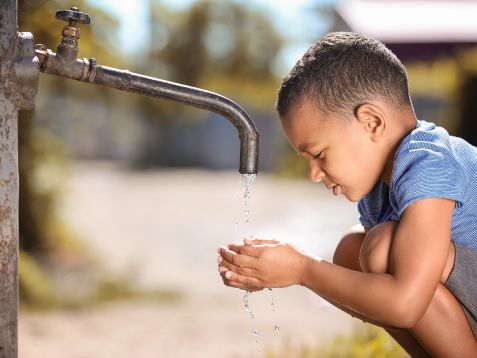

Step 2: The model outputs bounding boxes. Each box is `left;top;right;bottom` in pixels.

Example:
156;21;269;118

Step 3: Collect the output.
325;183;341;196
332;184;341;196
324;180;342;196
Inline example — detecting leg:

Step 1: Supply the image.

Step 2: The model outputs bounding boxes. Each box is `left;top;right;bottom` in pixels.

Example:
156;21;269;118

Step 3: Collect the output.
360;221;477;357
334;224;429;357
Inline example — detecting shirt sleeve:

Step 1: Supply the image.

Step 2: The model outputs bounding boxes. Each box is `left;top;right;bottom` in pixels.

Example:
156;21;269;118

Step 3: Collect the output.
357;181;389;228
392;146;465;218
358;200;373;228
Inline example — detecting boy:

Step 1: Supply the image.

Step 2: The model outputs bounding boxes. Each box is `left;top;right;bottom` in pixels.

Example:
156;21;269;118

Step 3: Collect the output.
217;32;477;357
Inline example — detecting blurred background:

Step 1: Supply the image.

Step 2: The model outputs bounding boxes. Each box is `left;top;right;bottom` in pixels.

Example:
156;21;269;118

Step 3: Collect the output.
17;0;477;357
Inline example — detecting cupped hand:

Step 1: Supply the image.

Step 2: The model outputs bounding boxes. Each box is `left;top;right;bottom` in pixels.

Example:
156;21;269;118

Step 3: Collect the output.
217;238;310;290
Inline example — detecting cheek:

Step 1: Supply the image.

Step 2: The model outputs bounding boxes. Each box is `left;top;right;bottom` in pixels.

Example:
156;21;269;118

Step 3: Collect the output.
357;147;384;191
340;142;377;190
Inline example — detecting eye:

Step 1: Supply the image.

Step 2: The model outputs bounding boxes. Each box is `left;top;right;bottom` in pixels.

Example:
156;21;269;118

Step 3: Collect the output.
313;151;323;159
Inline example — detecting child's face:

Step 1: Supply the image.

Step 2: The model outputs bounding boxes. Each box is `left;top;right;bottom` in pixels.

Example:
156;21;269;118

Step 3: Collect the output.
281;100;388;202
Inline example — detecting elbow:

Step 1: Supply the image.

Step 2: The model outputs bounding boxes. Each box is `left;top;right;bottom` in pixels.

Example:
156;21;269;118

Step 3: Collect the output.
391;309;421;329
387;292;427;329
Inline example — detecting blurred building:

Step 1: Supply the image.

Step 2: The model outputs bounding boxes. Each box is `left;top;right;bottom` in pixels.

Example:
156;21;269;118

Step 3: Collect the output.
331;0;477;144
333;0;477;61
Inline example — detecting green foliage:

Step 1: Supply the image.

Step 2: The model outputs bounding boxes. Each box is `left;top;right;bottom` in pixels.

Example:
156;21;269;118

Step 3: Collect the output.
20;251;183;311
17;0;136;308
18;110;71;253
18;0;124;257
148;0;283;86
92;277;183;306
266;325;407;358
18;0;121;67
405;45;477;134
19;251;58;309
275;147;308;179
318;325;407;358
137;0;285;166
17;0;286;307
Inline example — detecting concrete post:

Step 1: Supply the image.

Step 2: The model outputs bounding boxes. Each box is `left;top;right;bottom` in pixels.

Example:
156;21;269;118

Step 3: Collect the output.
0;1;39;357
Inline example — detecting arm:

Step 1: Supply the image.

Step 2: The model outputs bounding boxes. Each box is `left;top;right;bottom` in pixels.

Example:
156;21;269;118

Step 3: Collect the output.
219;198;455;328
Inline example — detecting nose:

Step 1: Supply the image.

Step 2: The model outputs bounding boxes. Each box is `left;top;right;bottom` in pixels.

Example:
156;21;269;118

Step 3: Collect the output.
309;160;325;183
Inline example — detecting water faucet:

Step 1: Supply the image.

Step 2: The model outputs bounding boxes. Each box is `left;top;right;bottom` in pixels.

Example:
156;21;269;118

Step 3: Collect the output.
35;7;259;174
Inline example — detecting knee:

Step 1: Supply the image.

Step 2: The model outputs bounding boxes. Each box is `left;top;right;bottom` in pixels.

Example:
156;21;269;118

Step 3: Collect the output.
333;225;365;271
359;221;397;274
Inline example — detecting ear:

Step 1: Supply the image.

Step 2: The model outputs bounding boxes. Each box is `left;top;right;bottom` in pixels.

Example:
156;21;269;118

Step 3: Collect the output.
354;103;386;142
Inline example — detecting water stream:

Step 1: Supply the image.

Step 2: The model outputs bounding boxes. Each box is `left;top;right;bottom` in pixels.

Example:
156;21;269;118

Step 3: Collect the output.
239;174;259;351
238;173;279;355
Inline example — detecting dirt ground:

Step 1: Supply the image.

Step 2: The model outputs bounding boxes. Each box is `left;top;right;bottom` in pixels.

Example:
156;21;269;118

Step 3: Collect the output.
19;161;365;358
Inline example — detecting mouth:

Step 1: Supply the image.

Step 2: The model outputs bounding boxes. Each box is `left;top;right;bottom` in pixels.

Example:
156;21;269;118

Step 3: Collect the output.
328;183;342;196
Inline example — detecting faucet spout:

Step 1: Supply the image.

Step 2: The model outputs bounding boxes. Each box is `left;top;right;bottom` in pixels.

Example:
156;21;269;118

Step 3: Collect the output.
94;66;259;174
36;52;259;174
35;58;260;175
34;6;259;174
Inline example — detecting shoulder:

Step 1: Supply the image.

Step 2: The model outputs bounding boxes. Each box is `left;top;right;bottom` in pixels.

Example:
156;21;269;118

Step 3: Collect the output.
391;120;468;216
396;120;453;158
393;120;465;176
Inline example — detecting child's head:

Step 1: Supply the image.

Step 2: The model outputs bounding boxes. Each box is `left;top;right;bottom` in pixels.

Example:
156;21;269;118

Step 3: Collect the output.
277;32;416;201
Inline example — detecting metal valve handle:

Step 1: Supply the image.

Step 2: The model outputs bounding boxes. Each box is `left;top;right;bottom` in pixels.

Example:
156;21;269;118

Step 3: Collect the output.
55;7;90;25
54;6;90;64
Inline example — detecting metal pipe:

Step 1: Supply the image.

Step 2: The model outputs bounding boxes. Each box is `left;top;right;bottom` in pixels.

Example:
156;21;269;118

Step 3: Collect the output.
0;0;20;356
35;49;259;174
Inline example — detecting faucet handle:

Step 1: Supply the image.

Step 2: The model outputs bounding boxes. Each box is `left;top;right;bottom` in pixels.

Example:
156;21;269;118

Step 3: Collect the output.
54;7;90;64
55;7;90;26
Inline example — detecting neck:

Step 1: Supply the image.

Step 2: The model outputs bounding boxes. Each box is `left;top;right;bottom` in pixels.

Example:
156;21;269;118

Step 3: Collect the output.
381;110;417;185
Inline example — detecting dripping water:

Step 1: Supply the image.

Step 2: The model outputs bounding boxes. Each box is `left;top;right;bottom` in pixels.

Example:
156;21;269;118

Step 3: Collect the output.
239;174;260;352
269;288;280;333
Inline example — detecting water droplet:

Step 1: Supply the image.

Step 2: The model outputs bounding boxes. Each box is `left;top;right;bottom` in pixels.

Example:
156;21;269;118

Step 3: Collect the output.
243;290;255;319
274;325;280;332
252;330;260;337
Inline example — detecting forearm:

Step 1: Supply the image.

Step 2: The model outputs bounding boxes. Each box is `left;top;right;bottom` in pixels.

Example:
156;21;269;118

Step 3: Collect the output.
320;294;402;329
301;255;425;328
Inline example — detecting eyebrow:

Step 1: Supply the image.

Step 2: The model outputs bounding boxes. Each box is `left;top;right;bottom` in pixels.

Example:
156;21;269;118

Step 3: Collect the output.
298;143;314;152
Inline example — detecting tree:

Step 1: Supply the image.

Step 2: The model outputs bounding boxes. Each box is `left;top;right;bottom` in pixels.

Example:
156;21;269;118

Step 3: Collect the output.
18;0;119;254
137;0;284;166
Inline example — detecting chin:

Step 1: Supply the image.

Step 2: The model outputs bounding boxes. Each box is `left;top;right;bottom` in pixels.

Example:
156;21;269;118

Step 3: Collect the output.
344;191;364;202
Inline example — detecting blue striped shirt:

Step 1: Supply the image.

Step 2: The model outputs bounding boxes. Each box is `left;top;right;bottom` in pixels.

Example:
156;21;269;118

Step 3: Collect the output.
358;120;477;250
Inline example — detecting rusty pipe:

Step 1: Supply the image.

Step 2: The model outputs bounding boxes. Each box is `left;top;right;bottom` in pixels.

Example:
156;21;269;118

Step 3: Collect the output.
35;48;259;174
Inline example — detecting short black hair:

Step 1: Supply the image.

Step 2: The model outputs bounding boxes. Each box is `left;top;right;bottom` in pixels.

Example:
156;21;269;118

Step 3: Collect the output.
276;32;411;119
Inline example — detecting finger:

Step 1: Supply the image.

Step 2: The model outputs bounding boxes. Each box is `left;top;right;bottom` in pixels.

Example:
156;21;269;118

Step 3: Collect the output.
229;282;262;292
227;243;244;253
219;247;259;268
218;265;229;273
222;244;263;259
228;243;263;257
219;259;256;277
224;270;262;288
220;273;262;291
244;238;279;245
227;281;262;292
